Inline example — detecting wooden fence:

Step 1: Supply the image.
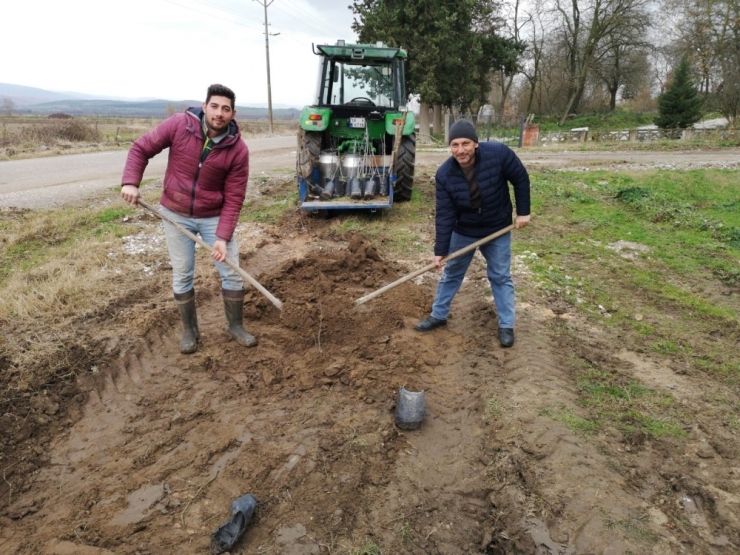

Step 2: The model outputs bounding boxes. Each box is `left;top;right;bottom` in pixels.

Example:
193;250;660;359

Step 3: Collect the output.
540;127;740;145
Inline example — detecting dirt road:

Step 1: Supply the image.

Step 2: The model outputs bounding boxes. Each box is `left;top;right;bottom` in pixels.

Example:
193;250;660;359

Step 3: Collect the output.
1;146;739;554
0;136;297;209
1;143;739;209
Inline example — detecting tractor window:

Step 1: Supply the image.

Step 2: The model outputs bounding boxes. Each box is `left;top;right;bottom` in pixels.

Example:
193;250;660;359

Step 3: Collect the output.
319;60;396;108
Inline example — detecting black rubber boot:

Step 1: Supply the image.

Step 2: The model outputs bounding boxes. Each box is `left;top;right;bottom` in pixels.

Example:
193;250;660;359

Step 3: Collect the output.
174;289;199;354
499;327;515;348
222;289;257;347
415;315;448;332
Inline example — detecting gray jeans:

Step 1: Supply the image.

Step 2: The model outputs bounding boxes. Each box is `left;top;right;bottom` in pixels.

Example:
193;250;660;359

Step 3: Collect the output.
160;206;243;294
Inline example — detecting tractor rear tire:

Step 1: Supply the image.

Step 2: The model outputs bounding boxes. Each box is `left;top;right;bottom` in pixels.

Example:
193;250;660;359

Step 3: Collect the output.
394;134;416;202
297;130;323;183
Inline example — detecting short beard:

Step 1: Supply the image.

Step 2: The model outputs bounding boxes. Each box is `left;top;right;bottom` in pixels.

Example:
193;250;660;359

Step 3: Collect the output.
205;118;227;135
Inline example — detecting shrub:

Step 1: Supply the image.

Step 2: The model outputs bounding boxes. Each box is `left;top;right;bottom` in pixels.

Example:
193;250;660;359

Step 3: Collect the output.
20;121;102;145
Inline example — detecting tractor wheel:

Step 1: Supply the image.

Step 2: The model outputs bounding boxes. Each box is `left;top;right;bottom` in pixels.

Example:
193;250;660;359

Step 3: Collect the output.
297;130;323;183
394;133;416;202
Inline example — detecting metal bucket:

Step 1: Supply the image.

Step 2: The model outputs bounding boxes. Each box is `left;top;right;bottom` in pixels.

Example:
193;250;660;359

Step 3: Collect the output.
318;151;340;186
341;153;363;179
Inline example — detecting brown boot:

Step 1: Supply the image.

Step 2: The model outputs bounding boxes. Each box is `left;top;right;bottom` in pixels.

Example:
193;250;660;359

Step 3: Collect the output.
222;289;257;347
174;289;199;354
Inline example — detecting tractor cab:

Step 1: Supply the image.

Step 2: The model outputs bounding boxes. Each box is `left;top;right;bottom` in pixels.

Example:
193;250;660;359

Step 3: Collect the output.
297;41;416;209
313;41;407;111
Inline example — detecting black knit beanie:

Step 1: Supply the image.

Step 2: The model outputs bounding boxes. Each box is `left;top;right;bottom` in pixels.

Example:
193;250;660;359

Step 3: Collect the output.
448;119;478;144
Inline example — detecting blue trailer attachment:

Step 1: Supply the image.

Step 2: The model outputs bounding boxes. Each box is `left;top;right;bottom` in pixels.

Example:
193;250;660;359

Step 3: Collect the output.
297;169;396;212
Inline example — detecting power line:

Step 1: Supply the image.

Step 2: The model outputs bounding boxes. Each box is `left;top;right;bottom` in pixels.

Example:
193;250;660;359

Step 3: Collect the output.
188;0;264;26
160;0;263;30
276;0;349;38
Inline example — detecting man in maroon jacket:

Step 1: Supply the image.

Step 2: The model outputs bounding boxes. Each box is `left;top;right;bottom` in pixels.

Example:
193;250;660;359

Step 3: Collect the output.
121;84;255;354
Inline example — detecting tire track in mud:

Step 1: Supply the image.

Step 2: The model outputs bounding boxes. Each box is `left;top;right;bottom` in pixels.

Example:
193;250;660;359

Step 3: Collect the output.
7;322;326;554
364;323;495;554
358;264;529;553
6;232;738;554
486;294;740;554
363;255;697;554
476;301;674;554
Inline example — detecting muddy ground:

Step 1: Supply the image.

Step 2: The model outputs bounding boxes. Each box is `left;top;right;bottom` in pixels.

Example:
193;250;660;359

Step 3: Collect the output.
1;157;740;555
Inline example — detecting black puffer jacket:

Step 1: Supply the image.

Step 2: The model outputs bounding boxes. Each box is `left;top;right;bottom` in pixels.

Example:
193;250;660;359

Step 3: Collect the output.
434;142;530;256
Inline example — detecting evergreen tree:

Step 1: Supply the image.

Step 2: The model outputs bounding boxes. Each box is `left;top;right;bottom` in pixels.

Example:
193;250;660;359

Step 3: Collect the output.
350;0;522;111
655;57;703;129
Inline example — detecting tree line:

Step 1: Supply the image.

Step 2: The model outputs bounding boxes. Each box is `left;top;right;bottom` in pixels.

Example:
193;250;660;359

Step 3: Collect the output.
350;0;739;138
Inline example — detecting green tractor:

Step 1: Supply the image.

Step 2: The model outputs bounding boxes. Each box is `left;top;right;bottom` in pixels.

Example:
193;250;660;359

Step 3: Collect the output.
297;40;416;211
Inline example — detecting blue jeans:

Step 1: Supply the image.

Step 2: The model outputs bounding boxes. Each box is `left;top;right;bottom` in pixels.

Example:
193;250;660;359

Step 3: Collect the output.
160;206;244;294
431;230;515;328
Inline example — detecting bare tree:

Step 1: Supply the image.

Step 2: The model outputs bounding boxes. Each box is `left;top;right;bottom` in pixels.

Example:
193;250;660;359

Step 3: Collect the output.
491;0;531;114
2;97;15;117
552;0;653;123
593;35;652;110
517;0;549;114
669;0;740;125
714;0;740;124
418;103;432;144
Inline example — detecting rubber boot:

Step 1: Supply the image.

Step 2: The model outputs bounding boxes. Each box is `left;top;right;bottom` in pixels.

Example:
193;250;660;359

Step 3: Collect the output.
174;289;199;354
222;289;257;347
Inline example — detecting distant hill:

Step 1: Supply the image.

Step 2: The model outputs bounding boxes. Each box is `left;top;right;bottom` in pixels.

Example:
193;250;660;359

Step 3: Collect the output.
13;98;300;119
0;82;301;119
0;83;87;106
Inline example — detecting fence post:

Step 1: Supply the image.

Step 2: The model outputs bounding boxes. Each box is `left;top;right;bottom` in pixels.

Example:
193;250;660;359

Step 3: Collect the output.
518;116;525;148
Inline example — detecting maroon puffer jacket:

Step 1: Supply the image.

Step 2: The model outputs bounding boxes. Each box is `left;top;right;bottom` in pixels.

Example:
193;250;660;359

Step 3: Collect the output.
122;107;249;241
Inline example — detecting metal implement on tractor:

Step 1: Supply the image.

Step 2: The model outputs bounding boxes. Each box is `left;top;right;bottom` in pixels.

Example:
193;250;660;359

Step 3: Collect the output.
296;40;416;212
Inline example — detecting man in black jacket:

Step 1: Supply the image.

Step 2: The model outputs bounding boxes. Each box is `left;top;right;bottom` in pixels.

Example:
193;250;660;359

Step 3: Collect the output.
415;119;531;347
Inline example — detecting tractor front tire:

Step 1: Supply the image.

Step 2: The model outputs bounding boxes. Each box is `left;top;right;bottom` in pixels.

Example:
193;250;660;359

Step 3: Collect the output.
394;134;416;202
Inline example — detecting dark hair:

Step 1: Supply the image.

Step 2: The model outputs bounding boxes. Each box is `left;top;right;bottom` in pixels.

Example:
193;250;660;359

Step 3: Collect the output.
206;84;236;109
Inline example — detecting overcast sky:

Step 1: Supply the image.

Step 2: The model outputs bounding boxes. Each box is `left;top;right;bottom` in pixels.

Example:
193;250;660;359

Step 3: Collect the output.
1;0;359;107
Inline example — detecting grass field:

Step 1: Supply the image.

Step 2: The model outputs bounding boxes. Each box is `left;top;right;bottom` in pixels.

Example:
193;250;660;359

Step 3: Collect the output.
0;116;298;160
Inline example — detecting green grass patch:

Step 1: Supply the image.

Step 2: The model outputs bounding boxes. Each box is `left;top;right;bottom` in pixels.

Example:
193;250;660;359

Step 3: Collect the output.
540;404;600;434
569;362;688;440
96;207;131;224
327;189;432;257
535;111;657;132
520;167;740;384
485;397;504;418
399;520;414;546
0;204;137;284
241;191;299;224
602;510;662;544
352;541;383;555
621;410;687;438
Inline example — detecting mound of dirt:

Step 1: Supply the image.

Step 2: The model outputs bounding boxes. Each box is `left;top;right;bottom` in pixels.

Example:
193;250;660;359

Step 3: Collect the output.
236;234;430;390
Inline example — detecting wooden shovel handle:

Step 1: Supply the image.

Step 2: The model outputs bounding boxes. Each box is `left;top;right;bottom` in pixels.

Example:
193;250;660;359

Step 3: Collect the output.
137;199;283;311
354;224;515;307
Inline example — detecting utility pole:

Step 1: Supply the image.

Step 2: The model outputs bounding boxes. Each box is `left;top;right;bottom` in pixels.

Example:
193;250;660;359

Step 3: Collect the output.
254;0;276;135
